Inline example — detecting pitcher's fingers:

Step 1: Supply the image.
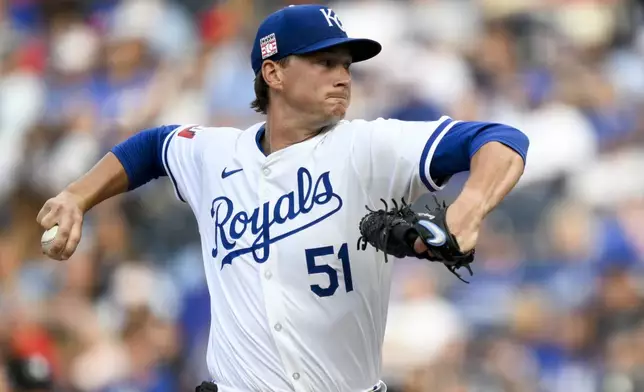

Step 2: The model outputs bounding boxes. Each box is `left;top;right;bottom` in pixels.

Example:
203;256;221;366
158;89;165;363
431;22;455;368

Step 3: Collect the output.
39;208;62;230
36;203;52;225
47;215;72;258
61;219;82;260
413;237;428;254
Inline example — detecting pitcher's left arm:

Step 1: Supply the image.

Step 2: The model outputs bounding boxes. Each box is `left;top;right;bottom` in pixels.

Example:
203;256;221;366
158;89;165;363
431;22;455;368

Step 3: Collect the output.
414;122;529;254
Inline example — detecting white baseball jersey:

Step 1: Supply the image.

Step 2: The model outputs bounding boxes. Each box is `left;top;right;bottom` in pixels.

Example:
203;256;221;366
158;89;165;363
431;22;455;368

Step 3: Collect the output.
161;116;458;392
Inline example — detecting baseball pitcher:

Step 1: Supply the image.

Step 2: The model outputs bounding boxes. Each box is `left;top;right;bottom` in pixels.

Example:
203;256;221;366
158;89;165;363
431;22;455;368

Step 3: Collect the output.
37;5;529;392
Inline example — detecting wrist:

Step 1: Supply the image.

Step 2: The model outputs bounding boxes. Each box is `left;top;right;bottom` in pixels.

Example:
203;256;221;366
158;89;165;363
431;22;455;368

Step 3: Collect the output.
445;201;481;253
61;187;90;213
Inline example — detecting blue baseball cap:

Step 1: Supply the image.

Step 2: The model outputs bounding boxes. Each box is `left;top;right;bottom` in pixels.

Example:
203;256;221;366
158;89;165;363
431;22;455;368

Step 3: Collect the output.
251;4;382;75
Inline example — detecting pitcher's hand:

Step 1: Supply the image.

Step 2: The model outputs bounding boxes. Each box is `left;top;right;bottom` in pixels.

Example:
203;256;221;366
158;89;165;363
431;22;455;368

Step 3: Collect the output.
413;204;480;255
37;191;84;260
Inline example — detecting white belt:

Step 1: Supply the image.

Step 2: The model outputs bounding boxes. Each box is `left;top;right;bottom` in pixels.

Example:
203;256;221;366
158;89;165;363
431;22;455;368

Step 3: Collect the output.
214;380;386;392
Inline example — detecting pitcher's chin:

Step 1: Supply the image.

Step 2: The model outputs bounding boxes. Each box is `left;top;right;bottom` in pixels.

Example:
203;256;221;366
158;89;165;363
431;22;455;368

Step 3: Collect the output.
328;102;348;120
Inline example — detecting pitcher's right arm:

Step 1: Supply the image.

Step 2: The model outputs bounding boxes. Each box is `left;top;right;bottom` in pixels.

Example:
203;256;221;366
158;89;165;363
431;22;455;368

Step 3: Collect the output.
37;124;202;260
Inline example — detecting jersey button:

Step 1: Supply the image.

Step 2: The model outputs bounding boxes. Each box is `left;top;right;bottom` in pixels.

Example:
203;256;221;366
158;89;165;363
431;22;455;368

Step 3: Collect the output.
274;323;282;331
263;168;271;176
264;270;272;279
292;373;300;380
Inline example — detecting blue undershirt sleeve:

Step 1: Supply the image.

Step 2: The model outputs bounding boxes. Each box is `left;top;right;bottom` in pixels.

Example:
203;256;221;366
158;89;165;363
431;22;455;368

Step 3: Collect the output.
429;122;529;185
110;125;180;191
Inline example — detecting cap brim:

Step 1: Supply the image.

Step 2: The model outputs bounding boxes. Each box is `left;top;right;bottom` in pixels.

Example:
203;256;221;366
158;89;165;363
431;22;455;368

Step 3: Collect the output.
292;37;382;63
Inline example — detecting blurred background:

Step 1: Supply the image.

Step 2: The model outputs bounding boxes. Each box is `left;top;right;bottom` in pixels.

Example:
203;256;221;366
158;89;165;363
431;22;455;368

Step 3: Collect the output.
1;0;644;391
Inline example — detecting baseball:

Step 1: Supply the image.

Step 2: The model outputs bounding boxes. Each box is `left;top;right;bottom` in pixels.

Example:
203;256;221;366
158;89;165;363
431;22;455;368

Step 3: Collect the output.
41;225;59;251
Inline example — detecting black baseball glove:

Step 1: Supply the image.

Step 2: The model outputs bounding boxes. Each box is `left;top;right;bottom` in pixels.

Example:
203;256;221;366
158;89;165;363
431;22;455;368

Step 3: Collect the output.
357;197;475;283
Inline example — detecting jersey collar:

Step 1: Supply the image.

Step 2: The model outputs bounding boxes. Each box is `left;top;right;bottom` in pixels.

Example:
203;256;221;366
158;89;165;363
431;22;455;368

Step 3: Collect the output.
255;124;267;156
254;121;344;158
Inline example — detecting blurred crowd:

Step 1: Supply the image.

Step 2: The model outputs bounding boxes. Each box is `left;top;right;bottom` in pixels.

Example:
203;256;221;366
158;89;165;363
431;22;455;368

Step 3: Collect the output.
1;0;644;391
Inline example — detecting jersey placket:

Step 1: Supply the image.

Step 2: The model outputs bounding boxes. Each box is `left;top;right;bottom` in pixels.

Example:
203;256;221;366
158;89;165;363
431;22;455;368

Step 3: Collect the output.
257;158;308;391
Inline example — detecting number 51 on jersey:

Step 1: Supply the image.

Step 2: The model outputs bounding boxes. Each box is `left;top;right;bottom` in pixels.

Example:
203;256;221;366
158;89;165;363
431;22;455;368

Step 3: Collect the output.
305;243;353;297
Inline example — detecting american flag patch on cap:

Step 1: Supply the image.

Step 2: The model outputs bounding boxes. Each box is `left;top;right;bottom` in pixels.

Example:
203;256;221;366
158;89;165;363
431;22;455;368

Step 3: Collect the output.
260;33;278;59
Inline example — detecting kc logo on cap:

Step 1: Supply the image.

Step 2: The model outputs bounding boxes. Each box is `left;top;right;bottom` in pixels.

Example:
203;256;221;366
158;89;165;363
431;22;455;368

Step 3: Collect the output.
319;8;345;32
260;33;278;59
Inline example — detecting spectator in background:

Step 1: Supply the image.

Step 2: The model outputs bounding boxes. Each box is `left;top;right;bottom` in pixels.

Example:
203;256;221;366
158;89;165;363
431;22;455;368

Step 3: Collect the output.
4;352;54;392
97;307;178;392
447;220;526;331
0;20;45;207
540;199;598;311
591;266;644;349
200;2;261;128
382;261;467;390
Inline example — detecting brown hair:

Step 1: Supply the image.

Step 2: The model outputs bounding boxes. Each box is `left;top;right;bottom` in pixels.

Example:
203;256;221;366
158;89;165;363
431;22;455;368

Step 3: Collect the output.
250;57;291;114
